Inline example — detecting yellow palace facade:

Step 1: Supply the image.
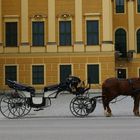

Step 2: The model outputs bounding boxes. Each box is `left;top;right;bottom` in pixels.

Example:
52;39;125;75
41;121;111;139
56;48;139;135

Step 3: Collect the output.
0;0;140;90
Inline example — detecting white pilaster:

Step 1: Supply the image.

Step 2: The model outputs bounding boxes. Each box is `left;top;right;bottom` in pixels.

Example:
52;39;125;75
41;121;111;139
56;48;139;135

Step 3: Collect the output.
74;0;84;52
128;0;135;51
20;0;30;52
47;0;57;52
0;0;2;47
102;0;113;51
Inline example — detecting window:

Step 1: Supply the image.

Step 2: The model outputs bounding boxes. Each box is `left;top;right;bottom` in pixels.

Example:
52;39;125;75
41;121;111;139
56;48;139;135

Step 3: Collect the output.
138;0;140;13
59;21;71;46
86;20;99;45
5;66;17;84
60;65;71;82
32;65;44;84
87;64;99;84
116;0;124;13
137;29;140;53
32;22;44;46
117;69;126;79
115;28;127;58
5;22;17;47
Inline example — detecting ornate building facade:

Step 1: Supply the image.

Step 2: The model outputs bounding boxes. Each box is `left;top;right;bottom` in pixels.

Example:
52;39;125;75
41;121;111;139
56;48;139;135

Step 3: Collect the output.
0;0;140;90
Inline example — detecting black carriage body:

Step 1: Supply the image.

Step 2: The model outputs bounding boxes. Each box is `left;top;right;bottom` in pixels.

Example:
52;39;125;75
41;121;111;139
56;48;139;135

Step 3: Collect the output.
7;79;35;96
0;76;94;119
27;97;46;108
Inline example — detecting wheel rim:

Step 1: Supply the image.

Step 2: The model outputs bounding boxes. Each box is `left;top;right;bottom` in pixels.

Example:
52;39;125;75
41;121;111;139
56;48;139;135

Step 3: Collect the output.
0;94;16;119
70;96;92;117
0;93;27;119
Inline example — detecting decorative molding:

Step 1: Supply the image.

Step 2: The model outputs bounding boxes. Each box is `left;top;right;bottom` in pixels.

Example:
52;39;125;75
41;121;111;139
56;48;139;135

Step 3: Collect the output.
127;0;134;1
57;13;73;20
84;13;101;17
74;41;84;45
21;42;30;46
3;15;20;18
102;41;113;44
47;42;57;45
30;14;47;20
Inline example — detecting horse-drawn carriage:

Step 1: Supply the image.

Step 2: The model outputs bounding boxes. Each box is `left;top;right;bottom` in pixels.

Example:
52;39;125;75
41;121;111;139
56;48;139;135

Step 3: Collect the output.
0;76;97;119
1;76;140;119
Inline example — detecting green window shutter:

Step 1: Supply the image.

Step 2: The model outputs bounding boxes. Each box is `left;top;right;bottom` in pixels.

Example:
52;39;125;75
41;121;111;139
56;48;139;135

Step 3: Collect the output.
32;65;44;84
59;21;71;46
5;66;17;84
6;22;17;47
87;64;99;84
87;20;99;45
60;65;71;83
116;0;124;13
32;22;44;46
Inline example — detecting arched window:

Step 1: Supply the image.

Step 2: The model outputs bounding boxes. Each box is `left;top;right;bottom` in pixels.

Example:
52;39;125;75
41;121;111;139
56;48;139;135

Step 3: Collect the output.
115;28;127;58
137;29;140;53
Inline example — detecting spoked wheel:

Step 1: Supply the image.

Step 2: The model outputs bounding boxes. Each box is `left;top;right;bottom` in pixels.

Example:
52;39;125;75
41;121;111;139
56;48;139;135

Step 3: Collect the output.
86;97;97;114
0;93;27;119
22;98;32;117
70;96;92;117
0;94;15;119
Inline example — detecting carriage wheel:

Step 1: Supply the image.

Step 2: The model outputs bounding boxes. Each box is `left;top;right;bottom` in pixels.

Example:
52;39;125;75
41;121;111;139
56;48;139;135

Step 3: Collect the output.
86;97;97;114
0;94;16;119
0;93;27;119
21;98;32;117
70;96;92;117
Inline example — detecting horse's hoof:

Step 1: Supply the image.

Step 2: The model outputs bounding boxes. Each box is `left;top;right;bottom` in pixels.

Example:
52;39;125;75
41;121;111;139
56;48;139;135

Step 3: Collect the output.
134;111;140;117
104;110;112;117
134;113;140;117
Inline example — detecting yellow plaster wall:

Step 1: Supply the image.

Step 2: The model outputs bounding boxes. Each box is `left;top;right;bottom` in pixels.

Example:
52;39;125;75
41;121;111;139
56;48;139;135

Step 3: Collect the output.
113;1;128;31
0;54;115;90
2;0;21;15
82;0;102;13
28;0;48;16
55;0;75;15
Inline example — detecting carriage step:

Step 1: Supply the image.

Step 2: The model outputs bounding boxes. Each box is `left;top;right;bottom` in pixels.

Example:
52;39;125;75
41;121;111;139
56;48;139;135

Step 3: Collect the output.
34;108;44;111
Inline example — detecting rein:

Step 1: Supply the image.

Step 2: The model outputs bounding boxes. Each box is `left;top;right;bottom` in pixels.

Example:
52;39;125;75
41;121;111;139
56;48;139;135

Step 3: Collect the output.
110;96;128;104
96;96;128;104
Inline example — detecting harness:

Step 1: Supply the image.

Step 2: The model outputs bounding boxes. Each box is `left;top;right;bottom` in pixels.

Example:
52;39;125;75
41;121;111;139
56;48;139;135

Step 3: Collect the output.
117;78;140;95
127;78;140;94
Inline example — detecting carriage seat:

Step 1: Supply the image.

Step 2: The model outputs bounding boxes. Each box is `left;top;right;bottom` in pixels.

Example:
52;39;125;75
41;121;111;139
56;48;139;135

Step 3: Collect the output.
7;79;35;96
24;86;35;96
44;84;59;92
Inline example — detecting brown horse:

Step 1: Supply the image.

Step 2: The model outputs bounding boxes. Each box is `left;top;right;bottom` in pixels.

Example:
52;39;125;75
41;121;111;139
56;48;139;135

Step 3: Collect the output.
102;77;140;117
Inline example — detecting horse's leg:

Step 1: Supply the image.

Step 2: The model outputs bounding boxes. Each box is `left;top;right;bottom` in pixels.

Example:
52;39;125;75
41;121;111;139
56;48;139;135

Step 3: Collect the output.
102;94;118;117
133;95;140;116
105;102;112;117
102;96;112;117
